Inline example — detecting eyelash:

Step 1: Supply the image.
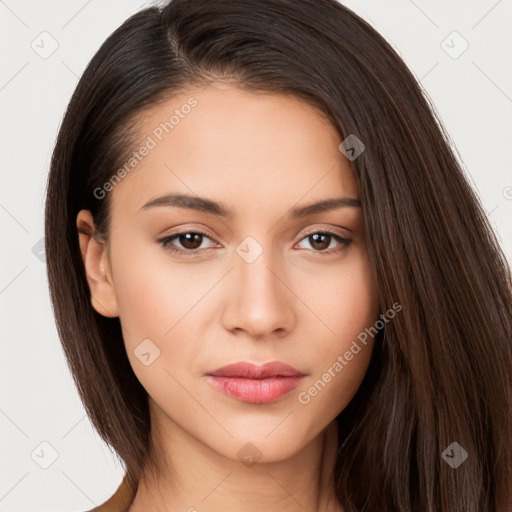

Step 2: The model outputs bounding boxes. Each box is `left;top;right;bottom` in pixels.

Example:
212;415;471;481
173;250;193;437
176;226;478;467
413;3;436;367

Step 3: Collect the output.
157;228;353;257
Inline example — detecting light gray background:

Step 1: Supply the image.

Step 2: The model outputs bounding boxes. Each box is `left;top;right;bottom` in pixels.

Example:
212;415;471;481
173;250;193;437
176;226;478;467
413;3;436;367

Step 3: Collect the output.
1;1;511;510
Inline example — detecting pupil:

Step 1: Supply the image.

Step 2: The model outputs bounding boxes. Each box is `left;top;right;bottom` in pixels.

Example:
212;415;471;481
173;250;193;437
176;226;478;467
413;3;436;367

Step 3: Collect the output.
310;233;330;251
181;233;202;249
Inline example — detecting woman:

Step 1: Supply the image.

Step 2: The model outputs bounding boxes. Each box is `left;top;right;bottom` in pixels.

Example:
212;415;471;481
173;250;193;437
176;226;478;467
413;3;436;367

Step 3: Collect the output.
44;0;512;510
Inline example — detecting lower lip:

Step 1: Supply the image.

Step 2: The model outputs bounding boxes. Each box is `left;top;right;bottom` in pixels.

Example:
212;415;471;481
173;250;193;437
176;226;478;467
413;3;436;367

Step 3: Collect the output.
206;375;303;404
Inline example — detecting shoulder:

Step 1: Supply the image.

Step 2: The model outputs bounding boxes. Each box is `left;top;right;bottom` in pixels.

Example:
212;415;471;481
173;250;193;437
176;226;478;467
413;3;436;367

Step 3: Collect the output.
83;474;135;512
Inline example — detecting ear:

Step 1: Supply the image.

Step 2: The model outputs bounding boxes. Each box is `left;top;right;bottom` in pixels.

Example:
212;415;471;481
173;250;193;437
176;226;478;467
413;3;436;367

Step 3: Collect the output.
76;209;119;318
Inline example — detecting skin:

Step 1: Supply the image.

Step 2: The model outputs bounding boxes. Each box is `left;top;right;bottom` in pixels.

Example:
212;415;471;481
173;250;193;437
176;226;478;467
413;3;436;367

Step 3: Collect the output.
77;82;381;512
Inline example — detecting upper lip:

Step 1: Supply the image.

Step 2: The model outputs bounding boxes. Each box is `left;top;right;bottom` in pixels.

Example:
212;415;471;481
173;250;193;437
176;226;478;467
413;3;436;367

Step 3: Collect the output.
206;361;305;379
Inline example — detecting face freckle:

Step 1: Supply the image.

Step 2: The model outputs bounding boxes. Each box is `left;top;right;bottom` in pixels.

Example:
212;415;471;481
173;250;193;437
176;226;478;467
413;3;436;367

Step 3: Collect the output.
95;82;380;465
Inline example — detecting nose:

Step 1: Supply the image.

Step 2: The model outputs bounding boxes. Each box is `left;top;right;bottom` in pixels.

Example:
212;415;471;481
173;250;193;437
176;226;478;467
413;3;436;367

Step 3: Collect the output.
221;244;296;339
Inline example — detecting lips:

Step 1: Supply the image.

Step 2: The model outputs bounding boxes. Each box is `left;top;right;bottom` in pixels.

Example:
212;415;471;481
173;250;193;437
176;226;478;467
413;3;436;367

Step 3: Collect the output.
205;361;305;404
206;361;304;379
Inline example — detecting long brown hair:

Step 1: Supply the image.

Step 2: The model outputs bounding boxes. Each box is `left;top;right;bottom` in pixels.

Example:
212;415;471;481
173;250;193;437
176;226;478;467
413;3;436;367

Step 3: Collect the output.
44;0;512;509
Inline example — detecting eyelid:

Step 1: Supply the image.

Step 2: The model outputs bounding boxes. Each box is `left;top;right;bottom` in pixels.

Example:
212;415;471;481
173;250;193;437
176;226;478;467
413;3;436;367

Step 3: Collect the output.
299;224;350;238
159;225;221;244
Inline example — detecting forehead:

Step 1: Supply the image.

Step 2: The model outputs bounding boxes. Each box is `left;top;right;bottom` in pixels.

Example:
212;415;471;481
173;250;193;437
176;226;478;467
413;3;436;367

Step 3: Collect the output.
108;83;360;217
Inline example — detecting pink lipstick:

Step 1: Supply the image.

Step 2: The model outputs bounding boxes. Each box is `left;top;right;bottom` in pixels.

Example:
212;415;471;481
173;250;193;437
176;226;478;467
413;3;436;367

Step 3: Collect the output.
205;361;304;404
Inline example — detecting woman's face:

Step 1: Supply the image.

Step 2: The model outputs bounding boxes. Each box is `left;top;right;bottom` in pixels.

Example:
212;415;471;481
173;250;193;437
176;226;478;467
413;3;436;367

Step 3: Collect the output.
79;82;381;463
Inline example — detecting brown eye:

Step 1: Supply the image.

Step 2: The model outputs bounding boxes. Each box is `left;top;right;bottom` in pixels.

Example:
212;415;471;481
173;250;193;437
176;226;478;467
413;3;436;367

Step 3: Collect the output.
158;229;352;258
296;230;353;255
158;230;216;255
308;233;331;251
176;232;204;250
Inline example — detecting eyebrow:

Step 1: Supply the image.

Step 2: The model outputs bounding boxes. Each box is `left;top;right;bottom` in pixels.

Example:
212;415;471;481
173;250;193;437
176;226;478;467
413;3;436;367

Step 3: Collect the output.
139;193;361;218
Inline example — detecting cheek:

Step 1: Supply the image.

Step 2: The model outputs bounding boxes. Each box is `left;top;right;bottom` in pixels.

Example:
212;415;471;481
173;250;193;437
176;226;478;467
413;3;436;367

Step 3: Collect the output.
111;236;204;325
110;246;210;410
299;248;379;410
109;243;202;362
307;245;379;346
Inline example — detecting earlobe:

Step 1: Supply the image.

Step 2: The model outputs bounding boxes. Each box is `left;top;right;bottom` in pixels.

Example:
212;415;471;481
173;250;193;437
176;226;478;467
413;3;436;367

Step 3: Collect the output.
76;209;119;318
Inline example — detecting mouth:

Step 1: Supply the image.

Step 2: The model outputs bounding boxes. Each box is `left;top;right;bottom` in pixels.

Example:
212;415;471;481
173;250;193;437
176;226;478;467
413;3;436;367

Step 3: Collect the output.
205;361;305;404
